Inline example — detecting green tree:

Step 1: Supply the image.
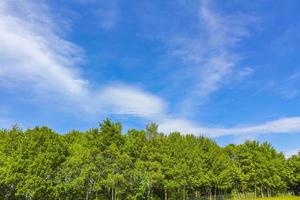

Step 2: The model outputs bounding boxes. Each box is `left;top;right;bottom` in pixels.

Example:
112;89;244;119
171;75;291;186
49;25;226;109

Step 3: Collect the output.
0;120;298;199
288;152;300;195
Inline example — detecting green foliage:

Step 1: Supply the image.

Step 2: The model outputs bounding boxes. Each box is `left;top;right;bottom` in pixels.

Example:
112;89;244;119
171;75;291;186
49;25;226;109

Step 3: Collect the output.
288;152;300;195
0;120;299;199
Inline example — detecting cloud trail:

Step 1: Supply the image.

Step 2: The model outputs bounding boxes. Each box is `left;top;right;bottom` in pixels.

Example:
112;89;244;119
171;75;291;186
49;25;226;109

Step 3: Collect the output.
159;117;300;137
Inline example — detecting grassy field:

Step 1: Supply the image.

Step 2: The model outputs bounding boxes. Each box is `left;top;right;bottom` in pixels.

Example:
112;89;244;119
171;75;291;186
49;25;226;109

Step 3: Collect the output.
244;196;300;200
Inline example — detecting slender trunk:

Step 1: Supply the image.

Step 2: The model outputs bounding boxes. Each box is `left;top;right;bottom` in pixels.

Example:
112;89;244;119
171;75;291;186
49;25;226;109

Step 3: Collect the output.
260;185;264;198
85;189;89;200
209;188;212;200
254;183;257;199
147;187;151;199
214;187;217;200
164;189;168;200
242;187;245;199
111;188;114;200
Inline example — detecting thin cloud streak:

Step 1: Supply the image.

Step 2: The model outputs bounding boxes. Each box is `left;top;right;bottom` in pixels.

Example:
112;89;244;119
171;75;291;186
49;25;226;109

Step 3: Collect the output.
159;117;300;137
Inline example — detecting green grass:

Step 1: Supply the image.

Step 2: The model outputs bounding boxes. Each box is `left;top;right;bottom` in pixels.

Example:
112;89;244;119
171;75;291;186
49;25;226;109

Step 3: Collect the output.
244;196;300;200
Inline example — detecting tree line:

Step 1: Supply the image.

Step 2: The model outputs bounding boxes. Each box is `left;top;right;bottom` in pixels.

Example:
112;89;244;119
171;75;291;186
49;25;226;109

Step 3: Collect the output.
0;119;299;200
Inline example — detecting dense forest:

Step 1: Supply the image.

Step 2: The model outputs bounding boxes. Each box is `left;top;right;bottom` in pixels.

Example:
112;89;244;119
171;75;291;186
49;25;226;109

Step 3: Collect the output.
0;119;299;200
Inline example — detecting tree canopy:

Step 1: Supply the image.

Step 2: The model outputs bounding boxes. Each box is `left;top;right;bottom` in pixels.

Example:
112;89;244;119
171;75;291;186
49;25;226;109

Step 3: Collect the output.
0;119;299;200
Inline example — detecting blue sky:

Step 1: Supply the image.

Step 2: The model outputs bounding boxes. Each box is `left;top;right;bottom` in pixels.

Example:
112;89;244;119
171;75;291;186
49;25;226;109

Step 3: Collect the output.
0;0;300;156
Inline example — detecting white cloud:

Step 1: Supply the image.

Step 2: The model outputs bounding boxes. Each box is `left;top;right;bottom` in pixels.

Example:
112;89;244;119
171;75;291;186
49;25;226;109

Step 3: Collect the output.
159;118;202;134
237;67;255;79
0;0;165;119
159;117;300;137
0;0;86;97
198;1;255;95
200;1;250;48
196;53;234;97
284;148;300;158
92;84;167;118
166;0;256;101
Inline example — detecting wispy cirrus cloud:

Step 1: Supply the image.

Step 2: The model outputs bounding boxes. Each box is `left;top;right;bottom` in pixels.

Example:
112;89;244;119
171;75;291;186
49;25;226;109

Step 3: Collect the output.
75;0;118;30
159;117;300;138
289;71;300;80
0;0;164;119
95;0;118;30
0;0;86;97
164;0;257;103
256;71;300;100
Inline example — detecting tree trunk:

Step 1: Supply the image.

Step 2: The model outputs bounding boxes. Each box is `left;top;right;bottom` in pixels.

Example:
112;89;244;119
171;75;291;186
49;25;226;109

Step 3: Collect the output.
164;189;168;200
111;188;114;200
209;188;212;200
254;183;257;199
147;187;151;199
85;189;89;200
260;185;264;198
267;188;271;197
214;187;217;200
